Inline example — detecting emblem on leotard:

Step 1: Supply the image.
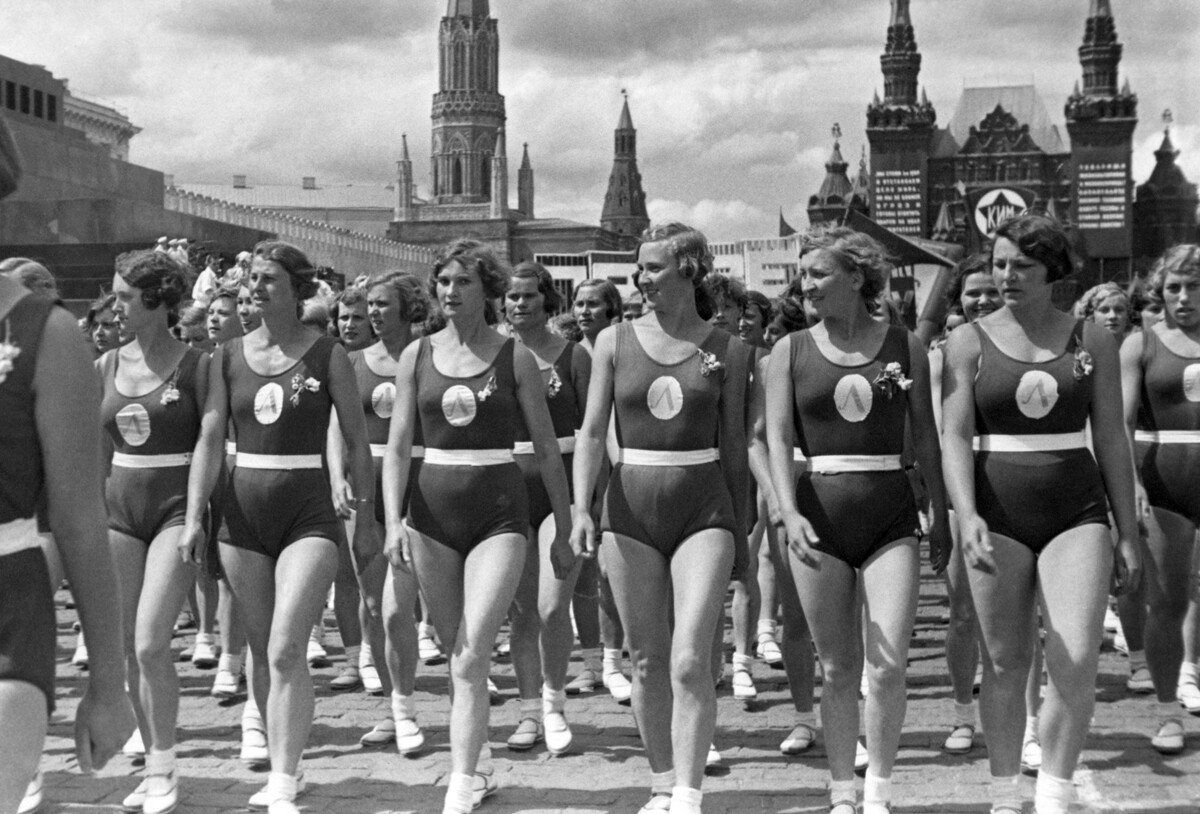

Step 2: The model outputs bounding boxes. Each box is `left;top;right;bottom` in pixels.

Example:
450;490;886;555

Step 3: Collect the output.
115;403;152;446
1015;371;1058;419
647;376;684;420
253;382;285;425
1183;364;1200;403
833;374;873;423
372;382;396;418
442;384;478;427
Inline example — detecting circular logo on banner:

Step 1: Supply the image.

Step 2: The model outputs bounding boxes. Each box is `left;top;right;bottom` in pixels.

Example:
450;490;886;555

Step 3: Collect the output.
974;188;1028;237
371;382;396;418
1183;364;1200;403
441;385;478;427
115;403;151;446
833;374;873;423
647;376;684;421
1015;371;1059;419
253;382;285;425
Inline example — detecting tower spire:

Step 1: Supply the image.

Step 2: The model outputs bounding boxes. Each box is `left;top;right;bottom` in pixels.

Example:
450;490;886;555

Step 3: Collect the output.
890;0;912;27
601;93;649;246
518;142;534;218
395;133;414;221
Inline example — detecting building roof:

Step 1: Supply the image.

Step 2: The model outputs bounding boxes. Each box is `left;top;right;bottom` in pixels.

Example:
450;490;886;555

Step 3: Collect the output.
517;217;597;231
618;98;634;130
946;85;1068;154
175;182;396;210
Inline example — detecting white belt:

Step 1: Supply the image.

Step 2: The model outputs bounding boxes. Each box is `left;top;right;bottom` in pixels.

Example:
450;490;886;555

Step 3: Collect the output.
235;452;323;470
807;454;902;474
973;431;1088;453
423;448;513;466
370;444;427;459
1135;430;1200;444
112;451;192;469
619;448;719;467
0;517;39;557
513;437;577;456
225;441;237;456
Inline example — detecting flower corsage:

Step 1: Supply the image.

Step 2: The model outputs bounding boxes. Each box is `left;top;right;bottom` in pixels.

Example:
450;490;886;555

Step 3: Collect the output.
290;373;321;406
477;374;498;402
873;361;913;400
0;320;20;386
697;348;724;377
1073;347;1094;381
546;367;563;398
160;372;181;406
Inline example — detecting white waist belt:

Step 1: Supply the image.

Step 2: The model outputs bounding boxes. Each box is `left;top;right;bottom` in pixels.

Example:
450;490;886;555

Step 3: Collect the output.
235;452;323;470
0;517;39;557
112;451;192;469
513;436;577;456
225;441;237;456
619;448;719;467
423;448;513;466
369;444;427;459
973;431;1088;453
1135;430;1200;445
808;454;902;474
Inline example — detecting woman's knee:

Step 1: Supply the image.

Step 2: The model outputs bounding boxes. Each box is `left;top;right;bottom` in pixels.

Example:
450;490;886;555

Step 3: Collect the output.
669;648;711;689
449;647;490;685
267;634;309;675
134;626;175;669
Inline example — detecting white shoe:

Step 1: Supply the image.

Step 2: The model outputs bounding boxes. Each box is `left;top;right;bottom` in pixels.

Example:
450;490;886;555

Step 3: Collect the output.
1126;666;1154;694
418;628;443;663
306;634;329;668
122;730;145;758
705;743;722;768
121;778;148;813
19;769;43;814
637;793;672;813
71;642;89;669
360;718;396;748
470;771;497;810
329;664;362;691
779;723;817;755
142;770;179;814
1112;627;1128;655
544;711;572;756
1151;718;1185;754
732;669;757;700
603;671;632;704
191;636;218;669
240;718;269;767
854;738;869;772
1103;604;1120;632
565;668;601;695
211;667;240;698
1021;735;1042;773
395;718;425;756
1179;676;1200;714
360;662;383;695
248;773;304;811
755;633;784;668
487;677;500;703
495;635;510;660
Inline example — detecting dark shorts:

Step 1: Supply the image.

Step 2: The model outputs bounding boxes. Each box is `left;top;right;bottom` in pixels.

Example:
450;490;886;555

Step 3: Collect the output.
105;465;189;543
796;470;920;569
409;462;529;557
0;548;56;714
223;468;341;559
515;453;572;530
1138;442;1200;525
976;449;1110;553
602;461;736;558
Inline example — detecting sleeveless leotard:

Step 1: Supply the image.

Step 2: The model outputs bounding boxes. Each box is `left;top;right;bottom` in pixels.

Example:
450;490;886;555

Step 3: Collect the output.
349;348;423;523
512;342;581;529
221;335;341;558
409;337;528;555
1135;328;1200;523
100;347;204;543
973;320;1109;552
601;323;737;557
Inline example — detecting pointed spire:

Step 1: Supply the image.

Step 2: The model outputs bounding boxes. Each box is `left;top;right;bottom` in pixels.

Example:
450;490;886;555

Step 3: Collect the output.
618;90;634;130
873;89;881;105
779;209;797;238
920;86;929;106
601;93;649;243
1121;77;1131;96
401;133;410;161
890;0;912;27
494;127;506;158
520;143;531;170
1089;0;1113;17
447;0;489;18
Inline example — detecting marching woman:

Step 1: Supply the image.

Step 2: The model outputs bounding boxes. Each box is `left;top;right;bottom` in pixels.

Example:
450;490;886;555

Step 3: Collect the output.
571;223;752;814
504;262;592;754
765;225;949;814
941;214;1141;814
328;271;428;753
99;250;207;814
1120;244;1200;750
181;241;379;814
381;239;575;814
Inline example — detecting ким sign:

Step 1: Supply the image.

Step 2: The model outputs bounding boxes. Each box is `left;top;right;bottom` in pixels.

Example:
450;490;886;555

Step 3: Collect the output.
967;186;1038;240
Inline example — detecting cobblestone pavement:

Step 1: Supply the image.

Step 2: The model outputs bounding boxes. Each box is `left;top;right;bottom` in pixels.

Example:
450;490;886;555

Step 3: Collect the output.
37;563;1200;813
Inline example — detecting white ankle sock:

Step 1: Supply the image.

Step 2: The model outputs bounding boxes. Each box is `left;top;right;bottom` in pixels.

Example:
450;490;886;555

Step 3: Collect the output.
954;701;976;726
581;647;602;673
392;692;416;722
830;779;856;807
1129;649;1147;672
443;773;474;814
862;772;890;813
360;642;374;667
756;619;777;637
732;653;754;672
344;645;361;668
518;698;540;719
1180;661;1199;683
989;774;1021;811
1024;715;1039;741
603;648;623;674
650;769;675;796
542;684;566;716
145;748;175;775
669;786;702;814
266;772;298;802
1033;772;1072;814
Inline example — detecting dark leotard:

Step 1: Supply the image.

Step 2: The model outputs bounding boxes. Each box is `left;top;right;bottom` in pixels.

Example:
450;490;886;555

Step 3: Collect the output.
100;347;203;543
512;342;580;529
790;326;919;568
1135;328;1200;523
601;323;737;557
973;320;1109;552
408;337;528;555
349;348;423;523
221;335;341;558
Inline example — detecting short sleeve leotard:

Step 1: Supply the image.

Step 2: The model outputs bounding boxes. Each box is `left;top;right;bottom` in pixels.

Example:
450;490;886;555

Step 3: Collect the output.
512;342;580;529
789;326;919;568
349;348;423;523
221;335;342;558
601;323;737;557
972;320;1109;552
1135;328;1200;523
0;295;62;711
100;347;204;543
408;337;529;555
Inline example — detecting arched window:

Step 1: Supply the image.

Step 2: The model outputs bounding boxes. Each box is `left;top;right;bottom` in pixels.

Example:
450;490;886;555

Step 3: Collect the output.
432;164;440;196
481;158;491;195
453;158;463;195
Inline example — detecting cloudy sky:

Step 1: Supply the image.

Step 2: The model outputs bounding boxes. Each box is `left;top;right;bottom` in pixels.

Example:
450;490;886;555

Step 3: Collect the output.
2;0;1197;241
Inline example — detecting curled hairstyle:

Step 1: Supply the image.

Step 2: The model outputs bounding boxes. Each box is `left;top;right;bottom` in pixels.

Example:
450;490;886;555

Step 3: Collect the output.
744;289;771;326
573;279;622;321
705;273;749;312
638;222;716;319
992;213;1074;283
799;224;893;302
210;283;240;306
1146;244;1200;306
254;240;319;301
85;291;118;331
367;270;430;325
429;238;510;325
944;253;992;315
771;285;809;334
511;261;563;315
176;304;207;331
1074;282;1130;320
115;249;188;312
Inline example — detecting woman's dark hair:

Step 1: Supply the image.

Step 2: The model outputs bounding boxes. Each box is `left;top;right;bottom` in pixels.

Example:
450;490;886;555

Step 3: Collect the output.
1145;244;1200;306
367;270;430;325
705;273;749;311
176;304;207;332
944;253;992;312
210;283;240;305
799;224;893;302
744;289;771;326
115;249;188;312
550;313;584;342
85;291;118;331
429;238;509;326
573;278;622;321
773;279;809;333
512;260;564;316
638;222;716;319
254;240;319;301
991;213;1074;283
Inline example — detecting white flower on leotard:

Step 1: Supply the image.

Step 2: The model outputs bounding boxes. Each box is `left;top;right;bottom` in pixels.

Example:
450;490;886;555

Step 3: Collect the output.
546;367;563;398
160;383;180;405
873;361;912;400
697;348;724;377
289;373;321;407
476;374;498;402
1073;348;1094;381
0;320;20;386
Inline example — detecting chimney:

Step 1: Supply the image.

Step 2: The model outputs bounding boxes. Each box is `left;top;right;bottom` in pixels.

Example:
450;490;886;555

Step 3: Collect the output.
302;176;317;190
233;174;247;188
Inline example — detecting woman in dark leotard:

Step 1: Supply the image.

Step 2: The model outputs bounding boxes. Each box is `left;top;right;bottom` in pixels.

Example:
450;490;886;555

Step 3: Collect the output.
571;223;752;814
381;239;574;814
99;250;207;814
765;226;949;814
1120;244;1200;749
182;241;378;814
941;214;1142;814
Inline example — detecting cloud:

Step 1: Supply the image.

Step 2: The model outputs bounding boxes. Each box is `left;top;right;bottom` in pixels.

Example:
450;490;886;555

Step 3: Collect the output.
647;198;773;242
